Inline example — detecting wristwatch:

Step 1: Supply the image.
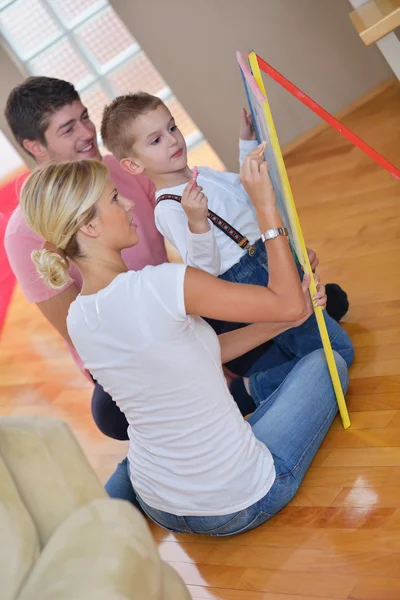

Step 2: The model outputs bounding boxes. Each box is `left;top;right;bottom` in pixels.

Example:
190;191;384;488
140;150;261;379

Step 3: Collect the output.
261;227;289;242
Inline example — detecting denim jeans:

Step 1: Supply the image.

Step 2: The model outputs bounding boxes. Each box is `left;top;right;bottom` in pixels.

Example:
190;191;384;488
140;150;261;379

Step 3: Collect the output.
106;349;348;536
220;238;354;400
104;457;142;510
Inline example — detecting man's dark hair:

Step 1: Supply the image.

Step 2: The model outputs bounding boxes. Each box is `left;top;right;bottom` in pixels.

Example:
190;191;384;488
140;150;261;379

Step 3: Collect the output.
4;76;80;156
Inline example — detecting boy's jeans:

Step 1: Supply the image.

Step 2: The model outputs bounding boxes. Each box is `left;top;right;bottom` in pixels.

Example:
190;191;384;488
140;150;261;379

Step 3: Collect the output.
219;238;354;401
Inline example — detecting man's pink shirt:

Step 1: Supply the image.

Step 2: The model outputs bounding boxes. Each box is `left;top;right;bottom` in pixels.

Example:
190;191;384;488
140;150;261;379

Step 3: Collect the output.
5;154;168;372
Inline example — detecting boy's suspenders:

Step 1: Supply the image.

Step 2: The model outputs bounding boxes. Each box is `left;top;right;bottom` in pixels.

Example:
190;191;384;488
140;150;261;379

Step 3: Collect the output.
156;194;256;256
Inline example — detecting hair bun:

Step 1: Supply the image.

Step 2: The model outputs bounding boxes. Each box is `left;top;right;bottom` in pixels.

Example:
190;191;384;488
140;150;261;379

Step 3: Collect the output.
31;248;70;290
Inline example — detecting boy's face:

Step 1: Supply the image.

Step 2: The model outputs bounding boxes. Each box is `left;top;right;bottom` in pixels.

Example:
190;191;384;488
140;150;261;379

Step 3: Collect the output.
25;100;102;164
127;104;187;177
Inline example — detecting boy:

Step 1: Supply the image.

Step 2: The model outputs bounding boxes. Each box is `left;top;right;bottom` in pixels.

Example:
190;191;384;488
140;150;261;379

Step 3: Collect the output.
101;92;354;387
101;92;348;315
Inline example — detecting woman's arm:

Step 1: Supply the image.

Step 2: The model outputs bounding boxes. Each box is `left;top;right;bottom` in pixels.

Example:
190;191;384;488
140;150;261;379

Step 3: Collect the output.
219;322;291;365
184;145;308;324
218;276;326;364
184;265;308;324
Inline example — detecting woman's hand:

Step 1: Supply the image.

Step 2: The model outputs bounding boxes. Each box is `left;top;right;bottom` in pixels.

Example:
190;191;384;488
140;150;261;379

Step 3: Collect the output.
240;144;276;215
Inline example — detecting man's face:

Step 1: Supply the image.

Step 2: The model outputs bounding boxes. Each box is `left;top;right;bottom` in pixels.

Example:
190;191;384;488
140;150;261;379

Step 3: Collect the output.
37;100;102;163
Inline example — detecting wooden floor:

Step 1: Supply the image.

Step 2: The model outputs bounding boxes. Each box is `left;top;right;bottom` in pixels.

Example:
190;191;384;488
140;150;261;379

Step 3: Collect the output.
1;81;400;600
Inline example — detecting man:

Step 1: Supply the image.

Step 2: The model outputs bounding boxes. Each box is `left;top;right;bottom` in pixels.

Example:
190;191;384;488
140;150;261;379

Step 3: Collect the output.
4;76;168;440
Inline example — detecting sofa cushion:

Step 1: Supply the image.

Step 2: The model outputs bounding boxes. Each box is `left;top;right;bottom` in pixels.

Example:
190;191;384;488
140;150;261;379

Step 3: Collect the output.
0;416;106;546
18;498;190;600
0;455;40;600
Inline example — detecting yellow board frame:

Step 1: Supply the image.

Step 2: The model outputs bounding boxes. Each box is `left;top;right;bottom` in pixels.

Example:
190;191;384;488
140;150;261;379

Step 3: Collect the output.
248;51;350;428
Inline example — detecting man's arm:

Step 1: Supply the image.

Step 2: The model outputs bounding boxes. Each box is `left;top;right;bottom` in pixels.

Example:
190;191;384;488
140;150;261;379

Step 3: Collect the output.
36;284;79;347
5;226;79;347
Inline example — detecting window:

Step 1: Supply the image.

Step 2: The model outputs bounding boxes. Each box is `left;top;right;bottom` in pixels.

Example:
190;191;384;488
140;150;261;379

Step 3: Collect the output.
0;0;224;169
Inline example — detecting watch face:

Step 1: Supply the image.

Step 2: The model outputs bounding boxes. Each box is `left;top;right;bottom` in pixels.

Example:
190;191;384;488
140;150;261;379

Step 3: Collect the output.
261;227;289;243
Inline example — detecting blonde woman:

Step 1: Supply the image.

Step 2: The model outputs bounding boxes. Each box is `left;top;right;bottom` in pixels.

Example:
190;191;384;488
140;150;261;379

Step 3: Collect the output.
19;148;348;536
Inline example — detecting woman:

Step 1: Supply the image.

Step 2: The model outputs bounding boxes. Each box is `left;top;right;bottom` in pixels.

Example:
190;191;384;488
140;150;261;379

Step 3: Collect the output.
19;146;349;536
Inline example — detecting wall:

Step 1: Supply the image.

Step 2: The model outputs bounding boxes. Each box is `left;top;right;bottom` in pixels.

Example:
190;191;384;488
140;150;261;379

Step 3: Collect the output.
110;0;392;171
0;131;25;180
0;44;33;170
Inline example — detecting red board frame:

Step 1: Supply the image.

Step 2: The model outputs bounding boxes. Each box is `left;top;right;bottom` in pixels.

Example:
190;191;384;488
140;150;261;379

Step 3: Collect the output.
256;53;400;181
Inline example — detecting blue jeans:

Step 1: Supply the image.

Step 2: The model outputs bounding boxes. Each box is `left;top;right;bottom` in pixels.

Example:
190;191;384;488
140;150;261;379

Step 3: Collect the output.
220;238;354;399
104;459;142;510
106;350;349;535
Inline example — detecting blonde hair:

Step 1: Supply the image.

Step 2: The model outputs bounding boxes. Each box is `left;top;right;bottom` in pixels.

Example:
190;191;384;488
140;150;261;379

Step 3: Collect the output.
101;92;164;160
19;160;109;289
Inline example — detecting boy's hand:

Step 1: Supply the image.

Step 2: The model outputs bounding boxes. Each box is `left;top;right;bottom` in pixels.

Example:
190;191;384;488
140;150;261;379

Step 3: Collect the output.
289;273;326;327
307;247;319;272
240;108;256;141
312;273;327;310
182;174;209;234
240;143;276;213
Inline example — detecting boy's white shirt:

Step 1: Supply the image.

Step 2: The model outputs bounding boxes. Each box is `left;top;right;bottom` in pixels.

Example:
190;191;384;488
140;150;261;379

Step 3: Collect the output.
155;139;260;276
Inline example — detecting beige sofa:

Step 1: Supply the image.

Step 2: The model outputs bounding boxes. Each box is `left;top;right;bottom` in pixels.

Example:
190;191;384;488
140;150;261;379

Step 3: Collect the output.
0;416;191;600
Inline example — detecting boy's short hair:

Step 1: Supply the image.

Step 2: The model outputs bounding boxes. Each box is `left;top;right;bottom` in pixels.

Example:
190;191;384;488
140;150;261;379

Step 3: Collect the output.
5;76;80;156
101;92;164;160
